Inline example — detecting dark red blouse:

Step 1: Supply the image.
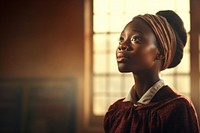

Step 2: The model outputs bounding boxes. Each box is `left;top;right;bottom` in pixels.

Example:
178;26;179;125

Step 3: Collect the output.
104;86;200;133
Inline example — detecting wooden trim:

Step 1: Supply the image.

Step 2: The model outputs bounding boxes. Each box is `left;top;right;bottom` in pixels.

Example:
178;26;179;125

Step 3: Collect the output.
84;0;99;131
190;0;200;121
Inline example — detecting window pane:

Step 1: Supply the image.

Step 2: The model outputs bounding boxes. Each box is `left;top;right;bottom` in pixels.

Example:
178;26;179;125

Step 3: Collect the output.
124;74;134;93
109;96;121;105
161;75;174;88
161;68;175;75
93;54;107;73
145;0;175;13
125;0;145;15
93;0;110;14
108;76;121;93
185;34;190;51
177;75;190;95
110;0;124;14
109;34;119;52
110;15;125;32
108;53;118;73
93;76;106;93
93;34;107;52
93;15;109;32
177;52;190;73
93;96;107;115
92;0;191;116
178;13;190;32
176;0;190;12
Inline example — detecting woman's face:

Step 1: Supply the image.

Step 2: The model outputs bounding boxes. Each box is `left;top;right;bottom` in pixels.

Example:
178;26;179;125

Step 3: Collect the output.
116;17;160;73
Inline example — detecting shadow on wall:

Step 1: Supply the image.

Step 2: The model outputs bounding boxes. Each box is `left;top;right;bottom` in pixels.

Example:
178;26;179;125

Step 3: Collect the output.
0;77;76;133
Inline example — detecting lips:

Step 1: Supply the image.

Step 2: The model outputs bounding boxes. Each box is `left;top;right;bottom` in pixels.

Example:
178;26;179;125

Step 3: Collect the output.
116;53;129;62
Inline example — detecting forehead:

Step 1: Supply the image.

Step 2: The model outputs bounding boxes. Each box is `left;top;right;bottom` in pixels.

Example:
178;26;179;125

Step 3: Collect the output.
123;17;154;35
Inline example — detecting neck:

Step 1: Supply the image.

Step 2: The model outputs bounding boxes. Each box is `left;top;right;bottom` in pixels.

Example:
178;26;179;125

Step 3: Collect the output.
132;71;160;99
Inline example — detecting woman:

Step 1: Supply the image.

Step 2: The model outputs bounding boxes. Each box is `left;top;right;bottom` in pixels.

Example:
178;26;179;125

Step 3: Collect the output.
104;10;200;133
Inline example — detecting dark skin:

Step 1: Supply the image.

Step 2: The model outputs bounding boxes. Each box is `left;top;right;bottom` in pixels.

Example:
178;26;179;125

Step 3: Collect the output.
116;17;164;100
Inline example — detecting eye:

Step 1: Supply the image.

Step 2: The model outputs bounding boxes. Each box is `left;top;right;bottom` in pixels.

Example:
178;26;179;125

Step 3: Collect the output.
131;36;142;44
119;36;124;44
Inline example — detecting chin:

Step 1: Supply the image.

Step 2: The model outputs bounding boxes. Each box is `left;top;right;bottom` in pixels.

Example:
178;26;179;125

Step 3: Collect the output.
119;71;131;73
118;68;131;73
117;63;132;73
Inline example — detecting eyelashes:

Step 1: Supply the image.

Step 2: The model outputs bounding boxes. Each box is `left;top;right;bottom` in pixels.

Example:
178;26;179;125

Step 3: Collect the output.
119;36;124;44
119;35;142;44
131;36;142;43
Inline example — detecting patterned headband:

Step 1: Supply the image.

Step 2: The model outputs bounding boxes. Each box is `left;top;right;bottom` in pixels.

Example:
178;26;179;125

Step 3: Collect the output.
135;14;176;70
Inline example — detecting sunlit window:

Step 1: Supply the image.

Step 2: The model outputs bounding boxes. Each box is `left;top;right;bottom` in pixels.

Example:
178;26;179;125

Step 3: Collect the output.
92;0;190;115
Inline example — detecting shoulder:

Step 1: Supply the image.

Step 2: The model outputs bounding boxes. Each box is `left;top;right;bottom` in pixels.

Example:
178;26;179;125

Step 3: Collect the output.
153;93;200;132
106;98;126;113
104;97;134;121
151;85;195;114
155;94;196;118
151;85;179;102
165;95;194;111
104;98;127;130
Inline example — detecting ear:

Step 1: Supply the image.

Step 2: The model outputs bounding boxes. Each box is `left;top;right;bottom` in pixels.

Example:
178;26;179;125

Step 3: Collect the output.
155;53;164;60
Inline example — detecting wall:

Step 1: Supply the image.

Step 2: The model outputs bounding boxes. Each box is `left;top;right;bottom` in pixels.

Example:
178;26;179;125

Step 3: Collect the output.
2;0;199;132
190;0;200;121
0;0;84;132
0;0;84;78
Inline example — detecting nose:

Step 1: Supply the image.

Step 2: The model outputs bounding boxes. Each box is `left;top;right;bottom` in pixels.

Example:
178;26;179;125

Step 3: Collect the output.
118;44;129;51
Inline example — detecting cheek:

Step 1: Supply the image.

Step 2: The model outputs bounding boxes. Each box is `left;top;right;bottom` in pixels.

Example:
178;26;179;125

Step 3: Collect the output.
136;47;157;66
116;45;158;72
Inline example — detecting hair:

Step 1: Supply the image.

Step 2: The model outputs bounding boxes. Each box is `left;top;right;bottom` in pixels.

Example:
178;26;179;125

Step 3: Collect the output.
156;10;187;68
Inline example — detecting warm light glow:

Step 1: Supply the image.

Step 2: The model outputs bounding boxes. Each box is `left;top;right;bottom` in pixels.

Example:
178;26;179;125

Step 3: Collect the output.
93;0;190;115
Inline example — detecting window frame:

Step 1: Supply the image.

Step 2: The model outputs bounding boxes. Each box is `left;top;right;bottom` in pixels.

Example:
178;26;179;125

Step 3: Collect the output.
84;0;200;131
190;0;200;121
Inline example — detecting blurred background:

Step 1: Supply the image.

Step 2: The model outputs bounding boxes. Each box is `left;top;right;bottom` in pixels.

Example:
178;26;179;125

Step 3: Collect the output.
0;0;200;133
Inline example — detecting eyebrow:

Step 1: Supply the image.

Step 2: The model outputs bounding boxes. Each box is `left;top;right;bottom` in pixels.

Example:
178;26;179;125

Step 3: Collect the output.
132;29;144;35
121;29;144;35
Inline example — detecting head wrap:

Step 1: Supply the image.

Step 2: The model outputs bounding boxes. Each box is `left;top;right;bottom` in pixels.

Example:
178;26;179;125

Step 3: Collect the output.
135;14;176;70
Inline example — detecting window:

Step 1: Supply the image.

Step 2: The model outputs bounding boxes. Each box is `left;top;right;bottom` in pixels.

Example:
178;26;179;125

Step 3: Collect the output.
92;0;190;115
84;0;191;128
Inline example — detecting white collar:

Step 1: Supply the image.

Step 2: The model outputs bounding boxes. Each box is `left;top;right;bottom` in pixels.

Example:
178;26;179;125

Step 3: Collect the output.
123;79;165;106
